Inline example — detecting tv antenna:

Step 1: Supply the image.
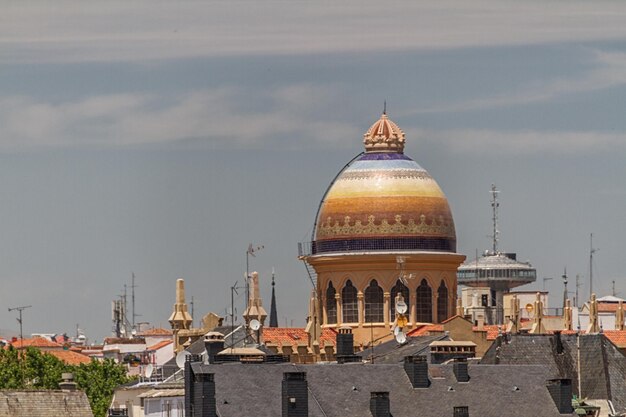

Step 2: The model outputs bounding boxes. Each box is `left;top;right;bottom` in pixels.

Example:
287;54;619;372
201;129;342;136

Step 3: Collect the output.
589;233;598;300
490;184;500;254
542;277;553;291
246;243;264;310
8;305;32;345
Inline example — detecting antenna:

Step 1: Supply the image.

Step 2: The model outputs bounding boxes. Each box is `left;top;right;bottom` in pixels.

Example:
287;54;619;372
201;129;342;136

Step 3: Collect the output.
490;184;500;253
542;277;553;291
383;100;387;115
176;351;191;369
8;305;32;345
562;268;568;309
144;363;154;379
246;243;264;312
190;296;195;328
131;272;139;331
575;274;582;308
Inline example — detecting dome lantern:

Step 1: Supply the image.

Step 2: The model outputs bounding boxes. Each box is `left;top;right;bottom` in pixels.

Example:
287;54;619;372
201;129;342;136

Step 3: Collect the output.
363;112;406;153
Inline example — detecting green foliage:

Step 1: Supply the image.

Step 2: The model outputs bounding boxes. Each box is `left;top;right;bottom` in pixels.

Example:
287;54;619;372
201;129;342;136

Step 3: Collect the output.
0;346;132;417
74;359;132;417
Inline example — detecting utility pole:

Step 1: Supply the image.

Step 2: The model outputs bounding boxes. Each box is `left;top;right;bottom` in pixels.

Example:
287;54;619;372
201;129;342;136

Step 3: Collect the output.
131;273;137;331
8;305;32;344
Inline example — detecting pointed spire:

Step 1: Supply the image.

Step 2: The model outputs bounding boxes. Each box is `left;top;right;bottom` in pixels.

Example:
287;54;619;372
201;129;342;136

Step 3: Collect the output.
269;269;278;328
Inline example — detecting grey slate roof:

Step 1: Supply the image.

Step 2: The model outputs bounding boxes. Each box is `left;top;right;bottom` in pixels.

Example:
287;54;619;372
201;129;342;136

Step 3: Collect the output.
481;333;626;414
190;361;574;417
357;334;449;363
0;390;93;417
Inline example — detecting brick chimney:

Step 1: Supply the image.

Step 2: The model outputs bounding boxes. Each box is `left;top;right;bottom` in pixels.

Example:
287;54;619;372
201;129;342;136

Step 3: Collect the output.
404;355;430;388
546;379;573;414
452;358;469;383
282;372;308;417
370;392;390;417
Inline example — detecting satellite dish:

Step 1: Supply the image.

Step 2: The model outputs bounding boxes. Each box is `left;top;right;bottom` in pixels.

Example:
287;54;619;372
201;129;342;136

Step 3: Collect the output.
393;326;401;337
395;301;408;315
395;330;407;345
249;319;261;331
176;351;191;369
145;364;154;379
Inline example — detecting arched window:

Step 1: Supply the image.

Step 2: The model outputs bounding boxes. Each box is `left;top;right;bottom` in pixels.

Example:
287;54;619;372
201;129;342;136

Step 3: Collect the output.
342;280;358;323
437;281;449;322
326;282;337;324
416;279;433;323
390;280;410;321
365;280;384;323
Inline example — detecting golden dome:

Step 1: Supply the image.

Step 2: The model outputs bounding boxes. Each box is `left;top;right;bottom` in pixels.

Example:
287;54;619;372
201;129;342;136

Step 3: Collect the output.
312;113;456;254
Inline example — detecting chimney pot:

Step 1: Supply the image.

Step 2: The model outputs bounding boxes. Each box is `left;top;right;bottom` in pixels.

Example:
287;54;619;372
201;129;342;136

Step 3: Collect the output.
370;392;390;417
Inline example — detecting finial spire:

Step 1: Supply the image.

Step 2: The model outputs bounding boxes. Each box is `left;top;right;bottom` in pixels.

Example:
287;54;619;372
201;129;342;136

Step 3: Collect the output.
363;112;406;153
383;100;387;115
490;184;500;254
269;269;278;328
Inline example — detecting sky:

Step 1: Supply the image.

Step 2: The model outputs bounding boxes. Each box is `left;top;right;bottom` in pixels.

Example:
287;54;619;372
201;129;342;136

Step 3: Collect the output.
1;1;626;341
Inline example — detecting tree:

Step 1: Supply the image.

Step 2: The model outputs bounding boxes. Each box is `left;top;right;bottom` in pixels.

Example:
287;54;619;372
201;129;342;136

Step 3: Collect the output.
0;346;132;417
73;358;132;417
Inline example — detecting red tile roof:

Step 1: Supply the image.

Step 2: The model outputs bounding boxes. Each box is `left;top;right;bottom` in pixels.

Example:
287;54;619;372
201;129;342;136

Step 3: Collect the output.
263;327;336;347
139;327;173;336
407;324;443;337
47;350;92;365
11;337;62;349
597;303;623;313
604;330;626;347
147;340;173;351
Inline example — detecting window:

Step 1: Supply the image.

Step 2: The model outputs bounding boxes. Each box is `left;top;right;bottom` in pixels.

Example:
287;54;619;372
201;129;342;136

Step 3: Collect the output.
437;281;449;322
390;280;410;321
364;280;384;323
342;280;358;323
416;279;433;323
326;282;337;324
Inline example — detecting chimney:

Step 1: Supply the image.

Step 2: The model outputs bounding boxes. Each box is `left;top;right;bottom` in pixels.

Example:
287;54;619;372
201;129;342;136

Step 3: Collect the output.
194;372;216;417
452;358;469;383
204;332;225;364
404;355;430;388
453;406;469;417
546;379;573;414
282;372;308;417
336;326;360;363
184;354;202;417
553;331;564;354
59;373;77;391
370;392;390;417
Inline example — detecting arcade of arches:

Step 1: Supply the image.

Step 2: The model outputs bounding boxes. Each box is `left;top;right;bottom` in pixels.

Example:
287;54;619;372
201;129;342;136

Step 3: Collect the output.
309;252;464;345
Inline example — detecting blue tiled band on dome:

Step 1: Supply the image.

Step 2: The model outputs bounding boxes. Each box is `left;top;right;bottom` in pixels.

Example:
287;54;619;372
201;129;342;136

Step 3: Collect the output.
311;237;456;254
358;153;411;161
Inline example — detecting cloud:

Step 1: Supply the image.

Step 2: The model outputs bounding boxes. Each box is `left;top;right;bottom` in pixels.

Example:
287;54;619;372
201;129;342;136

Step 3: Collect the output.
0;86;360;151
415;127;626;155
403;50;626;114
4;1;626;64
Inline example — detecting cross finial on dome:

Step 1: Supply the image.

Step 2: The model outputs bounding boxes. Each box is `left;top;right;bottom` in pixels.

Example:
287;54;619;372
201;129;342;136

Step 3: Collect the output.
363;111;405;153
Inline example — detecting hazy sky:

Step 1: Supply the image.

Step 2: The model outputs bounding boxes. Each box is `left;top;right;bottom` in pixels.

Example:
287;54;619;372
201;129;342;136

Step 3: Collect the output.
2;1;626;341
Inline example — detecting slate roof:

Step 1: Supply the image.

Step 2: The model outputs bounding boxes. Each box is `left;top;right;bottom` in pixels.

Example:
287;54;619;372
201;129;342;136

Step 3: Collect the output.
357;334;448;363
0;390;93;417
481;333;626;414
189;361;574;417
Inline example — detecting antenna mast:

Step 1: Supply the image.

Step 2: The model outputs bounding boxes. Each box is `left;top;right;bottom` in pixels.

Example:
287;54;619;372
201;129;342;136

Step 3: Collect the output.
589;233;598;299
131;273;137;331
490;184;500;254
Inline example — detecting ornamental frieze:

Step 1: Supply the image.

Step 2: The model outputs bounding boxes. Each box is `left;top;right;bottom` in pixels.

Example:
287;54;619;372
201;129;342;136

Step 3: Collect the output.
317;214;455;238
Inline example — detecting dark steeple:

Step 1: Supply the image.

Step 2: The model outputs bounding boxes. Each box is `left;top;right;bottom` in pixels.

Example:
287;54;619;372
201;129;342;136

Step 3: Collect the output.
270;270;278;328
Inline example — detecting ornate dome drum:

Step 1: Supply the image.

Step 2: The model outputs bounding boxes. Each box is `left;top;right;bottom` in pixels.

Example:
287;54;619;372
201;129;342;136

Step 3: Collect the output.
312;113;456;254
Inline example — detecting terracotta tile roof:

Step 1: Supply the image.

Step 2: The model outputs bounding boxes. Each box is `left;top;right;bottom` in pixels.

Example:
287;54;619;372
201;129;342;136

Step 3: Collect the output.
139;327;173;336
407;324;443;337
604;330;626;347
47;350;92;365
598;303;622;313
262;327;336;347
147;340;173;351
472;325;501;340
11;337;62;349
